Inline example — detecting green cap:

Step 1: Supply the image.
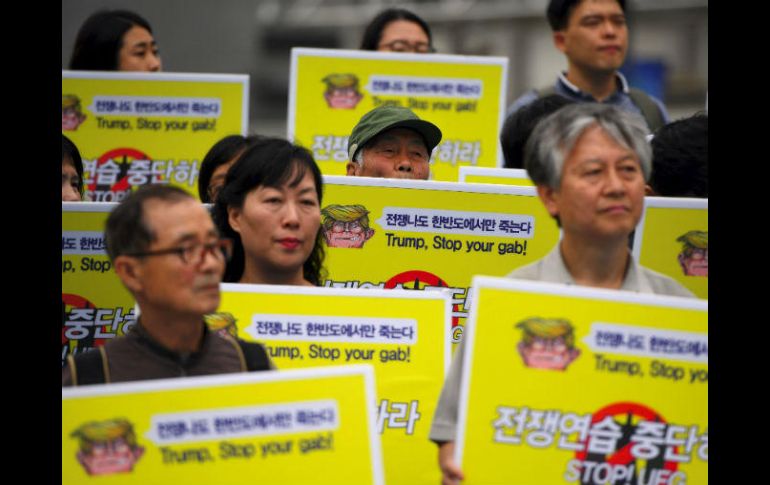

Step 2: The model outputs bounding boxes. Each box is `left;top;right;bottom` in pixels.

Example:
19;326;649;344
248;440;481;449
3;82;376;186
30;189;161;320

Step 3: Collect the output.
347;105;442;160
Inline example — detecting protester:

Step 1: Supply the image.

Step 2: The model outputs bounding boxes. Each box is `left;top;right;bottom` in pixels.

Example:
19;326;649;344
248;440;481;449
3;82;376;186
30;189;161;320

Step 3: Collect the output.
430;104;693;484
213;137;325;286
360;8;435;53
500;94;576;169
346;105;442;180
62;134;85;202
198;135;262;203
648;113;708;198
507;0;668;132
69;9;161;71
63;185;272;386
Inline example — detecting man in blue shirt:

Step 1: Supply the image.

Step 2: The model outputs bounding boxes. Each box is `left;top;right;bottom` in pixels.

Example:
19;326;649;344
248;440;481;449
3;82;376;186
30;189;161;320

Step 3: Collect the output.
507;0;668;132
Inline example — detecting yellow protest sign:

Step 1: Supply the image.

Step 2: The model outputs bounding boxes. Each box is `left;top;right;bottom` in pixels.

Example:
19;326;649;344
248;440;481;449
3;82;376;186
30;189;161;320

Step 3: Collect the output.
62;71;248;201
632;198;708;299
458;166;534;186
288;48;507;181
456;276;708;485
62;366;383;484
320;176;561;344
62;202;135;367
213;284;451;485
62;175;564;359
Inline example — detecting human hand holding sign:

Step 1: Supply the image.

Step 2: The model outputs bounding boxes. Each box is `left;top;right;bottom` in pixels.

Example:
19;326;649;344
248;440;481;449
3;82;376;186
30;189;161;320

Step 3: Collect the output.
438;440;465;485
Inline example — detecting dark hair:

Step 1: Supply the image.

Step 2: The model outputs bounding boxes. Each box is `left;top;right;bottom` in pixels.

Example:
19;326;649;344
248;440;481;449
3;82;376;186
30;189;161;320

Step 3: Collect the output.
360;8;432;50
547;0;626;31
500;95;576;169
198;135;263;203
69;9;154;70
62;134;85;197
212;138;326;285
104;185;194;262
649;113;708;198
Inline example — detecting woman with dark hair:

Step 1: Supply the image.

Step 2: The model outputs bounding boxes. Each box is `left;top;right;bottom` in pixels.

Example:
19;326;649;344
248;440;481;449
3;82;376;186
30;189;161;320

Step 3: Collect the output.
62;134;85;201
213;137;325;286
198;135;263;203
360;8;434;53
69;9;161;71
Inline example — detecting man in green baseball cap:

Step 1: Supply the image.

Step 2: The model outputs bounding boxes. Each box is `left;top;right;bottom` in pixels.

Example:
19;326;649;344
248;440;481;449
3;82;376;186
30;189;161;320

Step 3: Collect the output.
346;104;442;180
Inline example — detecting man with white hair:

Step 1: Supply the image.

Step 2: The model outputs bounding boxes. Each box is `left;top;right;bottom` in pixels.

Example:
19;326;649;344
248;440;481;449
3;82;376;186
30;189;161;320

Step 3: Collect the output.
430;103;692;484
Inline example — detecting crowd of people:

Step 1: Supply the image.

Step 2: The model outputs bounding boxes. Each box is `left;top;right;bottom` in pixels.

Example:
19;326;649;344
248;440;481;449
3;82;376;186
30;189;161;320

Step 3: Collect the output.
62;1;707;482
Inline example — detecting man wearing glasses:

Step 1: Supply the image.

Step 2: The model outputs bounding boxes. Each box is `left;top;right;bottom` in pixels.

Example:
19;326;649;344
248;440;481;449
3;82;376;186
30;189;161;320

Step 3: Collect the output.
63;185;272;386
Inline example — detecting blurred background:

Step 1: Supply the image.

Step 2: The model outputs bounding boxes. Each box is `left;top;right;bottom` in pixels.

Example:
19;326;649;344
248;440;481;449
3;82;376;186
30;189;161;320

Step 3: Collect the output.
62;0;708;137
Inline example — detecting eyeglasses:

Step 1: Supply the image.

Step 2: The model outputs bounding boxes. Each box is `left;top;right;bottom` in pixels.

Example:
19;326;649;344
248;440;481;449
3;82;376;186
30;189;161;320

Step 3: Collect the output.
331;221;363;233
378;40;435;54
125;239;233;265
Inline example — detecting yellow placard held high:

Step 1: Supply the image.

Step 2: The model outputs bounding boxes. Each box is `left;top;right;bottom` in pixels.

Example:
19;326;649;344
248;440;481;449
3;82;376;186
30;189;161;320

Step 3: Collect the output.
456;276;708;485
289;48;508;181
62;366;383;484
632;197;708;299
62;71;248;201
213;284;451;485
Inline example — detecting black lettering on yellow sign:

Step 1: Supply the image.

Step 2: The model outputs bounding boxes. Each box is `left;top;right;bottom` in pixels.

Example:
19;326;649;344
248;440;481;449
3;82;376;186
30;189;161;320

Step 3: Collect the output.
160;446;215;464
96;117;132;130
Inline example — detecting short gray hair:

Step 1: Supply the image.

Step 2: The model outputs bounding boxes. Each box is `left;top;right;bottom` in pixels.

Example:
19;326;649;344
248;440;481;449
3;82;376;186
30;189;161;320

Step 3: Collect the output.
104;185;194;262
353;147;364;166
524;103;652;189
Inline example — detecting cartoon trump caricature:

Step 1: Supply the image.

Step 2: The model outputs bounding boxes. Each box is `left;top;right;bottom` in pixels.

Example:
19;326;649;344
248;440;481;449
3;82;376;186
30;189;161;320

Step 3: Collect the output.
204;312;239;338
71;418;145;476
321;204;376;248
676;230;708;277
322;73;364;109
62;94;87;131
515;317;580;371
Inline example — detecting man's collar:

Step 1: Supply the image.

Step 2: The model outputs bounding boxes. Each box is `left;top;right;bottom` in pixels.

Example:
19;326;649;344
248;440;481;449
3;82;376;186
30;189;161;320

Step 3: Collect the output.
132;318;211;364
557;71;630;96
549;243;643;290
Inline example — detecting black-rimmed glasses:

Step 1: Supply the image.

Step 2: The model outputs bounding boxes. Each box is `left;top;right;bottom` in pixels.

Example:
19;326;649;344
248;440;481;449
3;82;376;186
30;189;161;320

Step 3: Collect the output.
378;40;436;53
125;239;233;265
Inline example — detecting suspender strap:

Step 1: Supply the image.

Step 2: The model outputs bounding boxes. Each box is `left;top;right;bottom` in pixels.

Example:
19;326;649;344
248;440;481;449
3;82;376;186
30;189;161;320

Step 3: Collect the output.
628;88;666;133
236;340;272;371
68;347;109;386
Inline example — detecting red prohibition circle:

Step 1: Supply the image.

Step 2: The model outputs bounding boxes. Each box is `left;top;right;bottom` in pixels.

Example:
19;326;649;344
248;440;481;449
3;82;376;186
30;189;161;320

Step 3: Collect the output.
86;147;152;193
61;293;108;348
384;270;463;327
575;401;678;472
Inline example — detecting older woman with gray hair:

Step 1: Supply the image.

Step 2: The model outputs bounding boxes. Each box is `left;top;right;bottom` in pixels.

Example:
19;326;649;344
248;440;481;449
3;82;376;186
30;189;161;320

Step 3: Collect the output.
430;103;693;485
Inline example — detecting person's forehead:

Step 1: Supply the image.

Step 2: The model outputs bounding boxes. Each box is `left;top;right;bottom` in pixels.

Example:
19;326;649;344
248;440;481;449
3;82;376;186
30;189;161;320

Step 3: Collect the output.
256;169;317;193
62;157;76;170
210;159;236;179
123;26;156;46
381;20;428;39
570;0;624;20
143;198;215;241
